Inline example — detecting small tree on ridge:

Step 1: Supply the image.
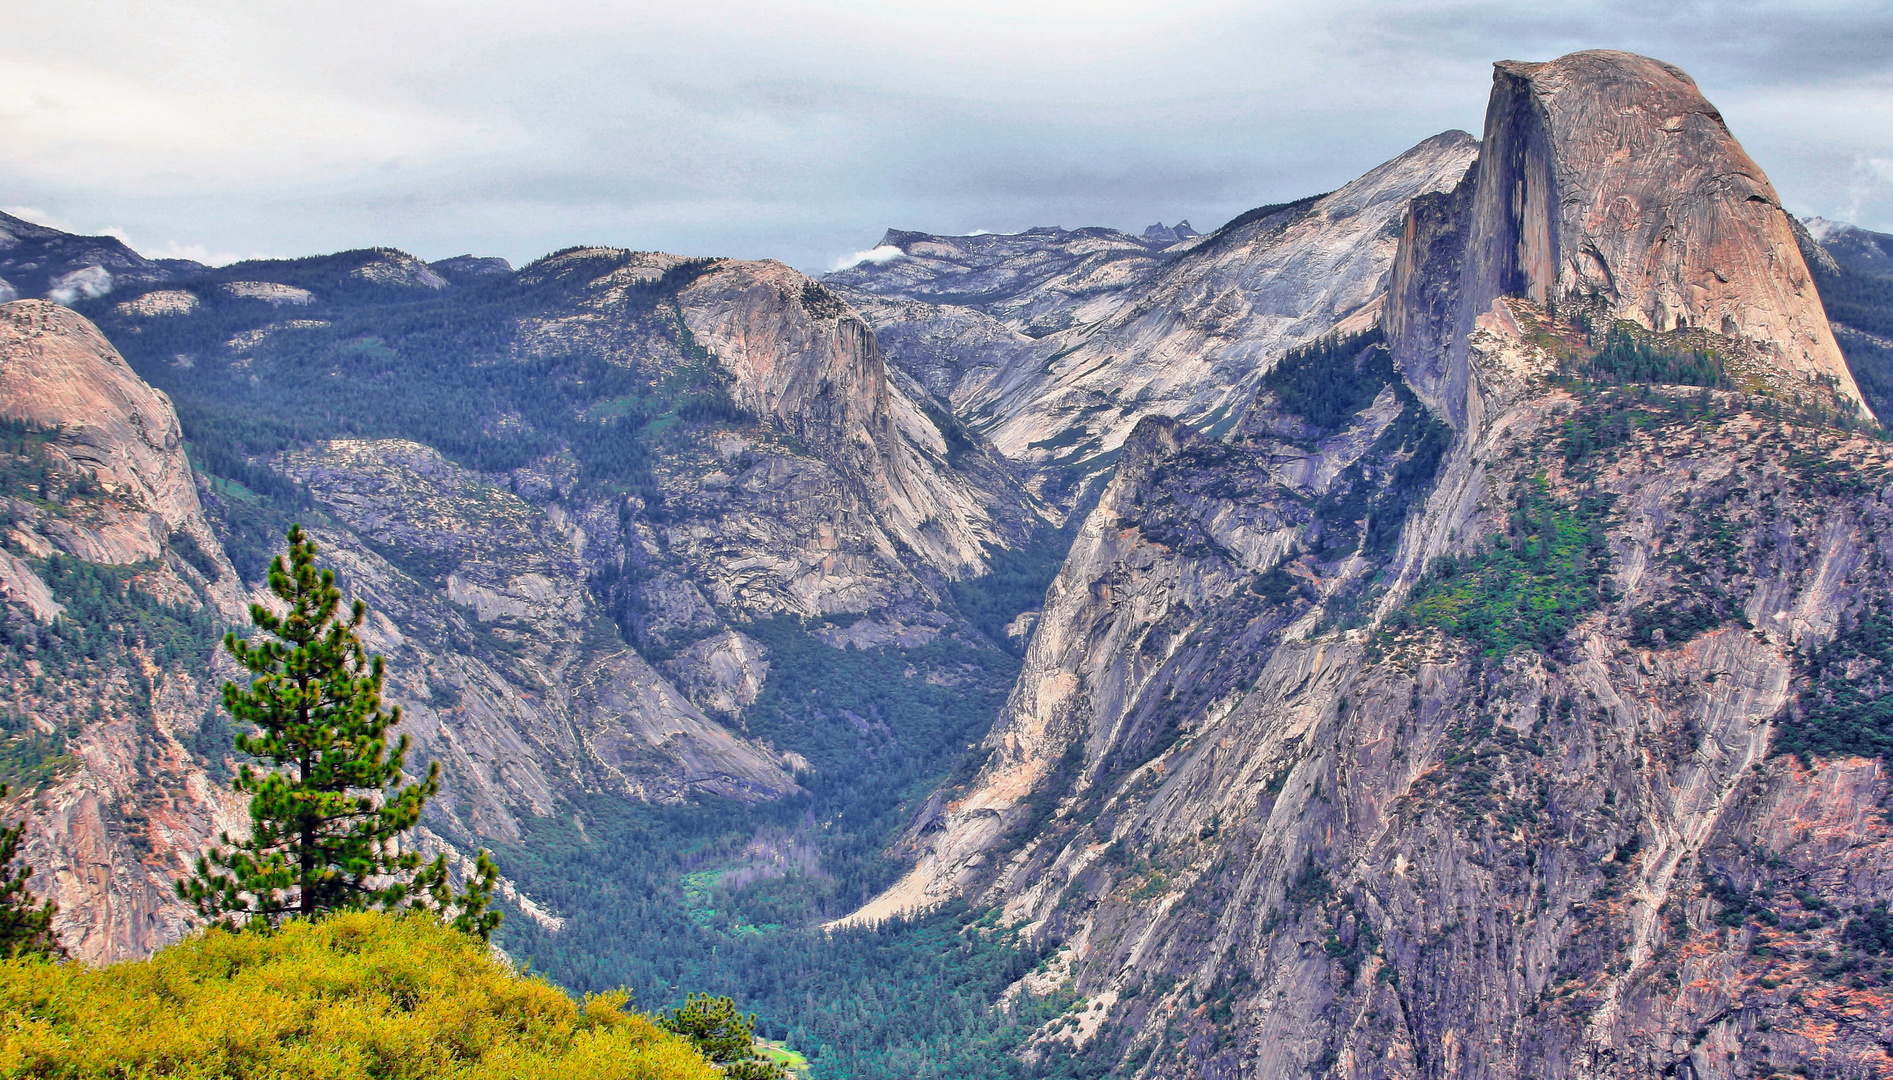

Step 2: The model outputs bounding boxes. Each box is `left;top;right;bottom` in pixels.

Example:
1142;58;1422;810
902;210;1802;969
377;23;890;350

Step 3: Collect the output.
179;525;499;938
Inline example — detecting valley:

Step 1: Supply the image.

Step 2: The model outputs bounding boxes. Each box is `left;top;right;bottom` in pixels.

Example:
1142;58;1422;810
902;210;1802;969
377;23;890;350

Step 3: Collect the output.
3;48;1893;1080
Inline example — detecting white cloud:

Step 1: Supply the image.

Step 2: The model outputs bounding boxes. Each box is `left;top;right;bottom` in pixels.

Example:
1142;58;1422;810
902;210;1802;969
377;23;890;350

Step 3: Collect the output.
135;241;254;267
830;244;905;272
48;266;113;305
0;57;498;191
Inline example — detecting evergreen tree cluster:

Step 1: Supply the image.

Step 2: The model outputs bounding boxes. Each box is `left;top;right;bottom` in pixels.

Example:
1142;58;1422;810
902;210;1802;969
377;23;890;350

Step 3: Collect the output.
1581;325;1724;387
1778;607;1893;762
1261;328;1391;432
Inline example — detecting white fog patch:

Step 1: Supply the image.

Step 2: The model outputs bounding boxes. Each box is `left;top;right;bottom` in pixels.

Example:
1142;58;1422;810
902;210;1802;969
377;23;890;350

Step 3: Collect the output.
830;244;905;272
48;266;114;305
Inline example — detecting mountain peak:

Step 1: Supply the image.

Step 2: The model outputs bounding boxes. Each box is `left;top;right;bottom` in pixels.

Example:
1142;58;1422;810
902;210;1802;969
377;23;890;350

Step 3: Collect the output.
1139;220;1201;245
1391;49;1869;426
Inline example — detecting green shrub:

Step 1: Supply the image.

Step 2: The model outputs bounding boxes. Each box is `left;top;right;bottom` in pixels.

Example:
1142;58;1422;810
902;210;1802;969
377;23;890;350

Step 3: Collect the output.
0;911;716;1079
1401;478;1612;655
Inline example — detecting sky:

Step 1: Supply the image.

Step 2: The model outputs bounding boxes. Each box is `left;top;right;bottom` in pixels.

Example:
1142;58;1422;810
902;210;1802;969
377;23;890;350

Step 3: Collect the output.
4;0;1893;274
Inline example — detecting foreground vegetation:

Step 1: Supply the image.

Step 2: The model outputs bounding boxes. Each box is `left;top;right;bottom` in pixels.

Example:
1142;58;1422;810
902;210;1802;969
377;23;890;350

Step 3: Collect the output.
0;912;718;1079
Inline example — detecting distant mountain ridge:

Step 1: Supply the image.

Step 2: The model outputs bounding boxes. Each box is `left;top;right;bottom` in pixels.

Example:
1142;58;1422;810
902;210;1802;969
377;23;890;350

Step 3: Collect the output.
0;210;205;305
831;130;1479;509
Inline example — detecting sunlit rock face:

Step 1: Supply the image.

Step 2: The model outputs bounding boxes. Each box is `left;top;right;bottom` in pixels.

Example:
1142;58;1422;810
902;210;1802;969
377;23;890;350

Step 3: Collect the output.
1391;50;1869;431
0;302;237;581
678;259;1044;581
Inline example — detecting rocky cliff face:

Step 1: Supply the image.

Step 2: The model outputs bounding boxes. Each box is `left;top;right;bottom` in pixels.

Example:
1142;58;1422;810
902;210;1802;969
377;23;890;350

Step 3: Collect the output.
0;300;243;962
0;303;238;587
677;259;1041;581
834;134;1477;508
1390;51;1868;431
272;438;801;839
848;53;1893;1080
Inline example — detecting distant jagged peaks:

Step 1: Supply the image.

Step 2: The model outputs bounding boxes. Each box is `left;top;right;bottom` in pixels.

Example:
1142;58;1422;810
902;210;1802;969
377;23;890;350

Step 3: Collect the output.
1139;220;1200;245
827;224;1179;337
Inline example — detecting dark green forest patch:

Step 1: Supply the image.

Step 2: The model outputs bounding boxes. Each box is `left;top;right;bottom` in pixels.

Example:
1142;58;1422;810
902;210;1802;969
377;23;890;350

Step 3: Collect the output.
1778;607;1893;761
494;794;1065;1080
1572;324;1725;388
1257;330;1452;561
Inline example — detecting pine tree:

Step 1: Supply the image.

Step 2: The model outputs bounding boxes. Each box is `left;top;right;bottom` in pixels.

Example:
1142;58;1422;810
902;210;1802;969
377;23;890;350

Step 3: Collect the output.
659;993;788;1080
178;525;500;939
0;784;63;959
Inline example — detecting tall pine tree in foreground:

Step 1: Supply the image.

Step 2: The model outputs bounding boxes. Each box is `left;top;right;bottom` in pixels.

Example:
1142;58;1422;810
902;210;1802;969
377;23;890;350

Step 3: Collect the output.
0;784;63;959
179;525;499;938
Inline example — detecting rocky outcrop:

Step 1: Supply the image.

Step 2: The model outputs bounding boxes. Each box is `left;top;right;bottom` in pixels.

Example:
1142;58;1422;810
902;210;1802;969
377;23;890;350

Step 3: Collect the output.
428;255;515;284
663;630;771;717
1390;51;1869;429
856;330;1893;1079
273;439;801;836
677;260;1043;580
0;302;238;595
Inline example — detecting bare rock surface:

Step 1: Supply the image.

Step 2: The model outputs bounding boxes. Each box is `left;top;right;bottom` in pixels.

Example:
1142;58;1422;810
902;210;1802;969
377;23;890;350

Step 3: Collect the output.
1392;50;1868;430
0;301;239;609
834;134;1476;507
678;259;1045;579
826;226;1180;338
275;438;802;832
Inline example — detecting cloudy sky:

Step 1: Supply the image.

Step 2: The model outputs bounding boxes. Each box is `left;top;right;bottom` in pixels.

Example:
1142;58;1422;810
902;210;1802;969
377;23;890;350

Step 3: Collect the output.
4;0;1892;273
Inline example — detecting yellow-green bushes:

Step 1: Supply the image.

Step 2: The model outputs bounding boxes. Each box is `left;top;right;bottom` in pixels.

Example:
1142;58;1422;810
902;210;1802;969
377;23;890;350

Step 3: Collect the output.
0;911;718;1079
